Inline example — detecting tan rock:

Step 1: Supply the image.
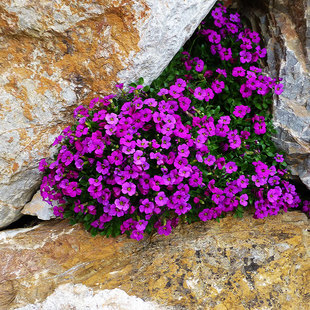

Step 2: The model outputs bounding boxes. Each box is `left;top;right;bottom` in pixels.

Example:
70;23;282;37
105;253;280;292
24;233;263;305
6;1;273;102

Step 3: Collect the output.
0;211;309;309
0;0;217;228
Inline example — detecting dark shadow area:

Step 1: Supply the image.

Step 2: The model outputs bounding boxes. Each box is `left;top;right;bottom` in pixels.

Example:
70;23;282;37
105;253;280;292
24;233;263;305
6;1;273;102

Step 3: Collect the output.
4;215;43;230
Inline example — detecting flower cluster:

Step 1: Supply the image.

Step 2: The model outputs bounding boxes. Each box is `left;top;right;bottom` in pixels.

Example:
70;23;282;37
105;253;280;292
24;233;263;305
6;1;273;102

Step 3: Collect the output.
39;2;307;240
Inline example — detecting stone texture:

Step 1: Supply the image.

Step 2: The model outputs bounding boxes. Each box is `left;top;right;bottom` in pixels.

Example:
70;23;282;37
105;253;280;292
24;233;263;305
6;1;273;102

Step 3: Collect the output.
17;284;169;310
0;0;217;228
0;211;309;309
236;0;310;189
21;191;55;220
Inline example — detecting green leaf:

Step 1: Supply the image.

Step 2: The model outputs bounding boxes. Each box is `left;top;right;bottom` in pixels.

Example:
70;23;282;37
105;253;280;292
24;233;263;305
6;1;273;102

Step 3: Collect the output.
84;214;93;222
69;219;77;225
143;85;150;92
90;227;98;236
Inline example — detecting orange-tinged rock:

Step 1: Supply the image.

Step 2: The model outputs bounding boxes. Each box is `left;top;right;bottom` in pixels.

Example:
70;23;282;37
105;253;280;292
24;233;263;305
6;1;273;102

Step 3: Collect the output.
0;211;309;309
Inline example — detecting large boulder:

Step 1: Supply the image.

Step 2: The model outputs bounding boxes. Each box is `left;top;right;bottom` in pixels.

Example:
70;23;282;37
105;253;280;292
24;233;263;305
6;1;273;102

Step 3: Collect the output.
0;211;309;309
236;0;310;189
0;0;217;229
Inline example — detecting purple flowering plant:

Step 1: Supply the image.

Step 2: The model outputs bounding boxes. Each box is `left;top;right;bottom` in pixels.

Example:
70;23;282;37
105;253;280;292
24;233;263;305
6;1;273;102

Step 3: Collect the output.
39;2;309;239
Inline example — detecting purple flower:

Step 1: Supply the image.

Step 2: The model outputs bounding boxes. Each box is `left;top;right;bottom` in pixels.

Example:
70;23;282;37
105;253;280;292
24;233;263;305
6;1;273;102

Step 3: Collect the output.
283;193;293;205
52;135;64;146
199;208;216;221
189;173;202;187
233;105;250;118
169;85;181;98
240;84;252;98
115;83;124;89
268;176;280;186
174;203;191;215
87;205;97;215
194;87;206;100
240;50;252;63
61;151;74;166
66;182;82;197
267;188;281;203
232;67;246;77
274;153;284;163
219;47;232;61
122;182;136;196
139;199;154;214
131;230;144;241
89;176;103;187
254;122;266;135
53;206;64;218
155;191;168;206
256;46;267;58
177;144;190;158
216;68;227;77
239;194;248;206
211;80;225;94
157;221;172;236
105;113;118;125
74;201;85;213
252;175;265;187
204;155;216;166
225;161;238;174
133;150;146;165
115;196;130;211
175;78;186;91
157;88;168;96
218;116;231;125
88;184;103;199
174;156;188;169
208;31;221;43
161;136;171;149
135;220;148;231
237;175;249;189
178;96;191;111
96;160;110;174
229;135;242;149
38;158;48;172
204;88;214;102
195;59;204;72
108;150;123;166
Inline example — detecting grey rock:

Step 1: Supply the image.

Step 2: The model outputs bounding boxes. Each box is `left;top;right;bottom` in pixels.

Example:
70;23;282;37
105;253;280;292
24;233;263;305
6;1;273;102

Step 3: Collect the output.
237;0;310;189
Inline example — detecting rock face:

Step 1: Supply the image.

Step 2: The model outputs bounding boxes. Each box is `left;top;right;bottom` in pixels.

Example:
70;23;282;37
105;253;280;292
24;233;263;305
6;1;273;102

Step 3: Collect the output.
236;0;310;189
21;191;54;220
0;0;217;228
17;284;169;310
0;211;309;309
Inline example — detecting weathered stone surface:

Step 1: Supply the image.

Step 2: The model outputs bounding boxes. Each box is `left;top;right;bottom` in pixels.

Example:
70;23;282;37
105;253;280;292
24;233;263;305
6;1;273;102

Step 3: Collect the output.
0;211;309;309
17;284;169;310
236;0;310;189
21;191;54;220
0;0;217;228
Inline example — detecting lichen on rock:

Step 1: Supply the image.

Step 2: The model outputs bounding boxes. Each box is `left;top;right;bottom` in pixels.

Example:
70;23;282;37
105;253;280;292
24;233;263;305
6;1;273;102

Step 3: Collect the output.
0;211;308;309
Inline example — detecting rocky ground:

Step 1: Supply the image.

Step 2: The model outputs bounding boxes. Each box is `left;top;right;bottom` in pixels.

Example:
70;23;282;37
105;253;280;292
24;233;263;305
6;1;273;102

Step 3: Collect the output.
0;211;309;309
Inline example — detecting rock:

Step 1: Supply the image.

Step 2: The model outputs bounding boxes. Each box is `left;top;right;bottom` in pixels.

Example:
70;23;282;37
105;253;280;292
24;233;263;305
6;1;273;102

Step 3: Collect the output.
21;191;55;220
236;0;310;189
0;0;217;228
17;284;169;310
0;211;309;309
